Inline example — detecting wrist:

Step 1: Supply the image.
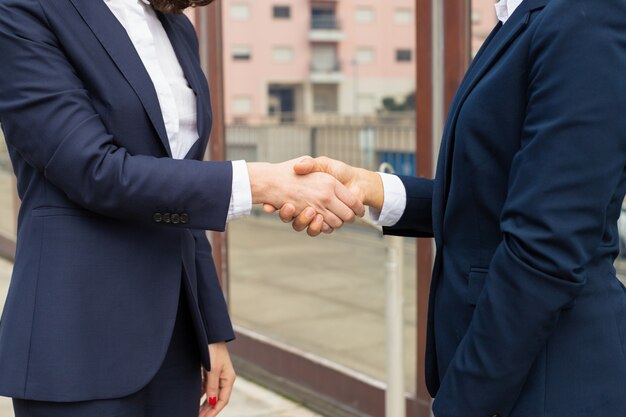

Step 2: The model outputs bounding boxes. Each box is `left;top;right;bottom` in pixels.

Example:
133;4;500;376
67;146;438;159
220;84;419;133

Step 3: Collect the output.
247;162;275;205
358;169;384;210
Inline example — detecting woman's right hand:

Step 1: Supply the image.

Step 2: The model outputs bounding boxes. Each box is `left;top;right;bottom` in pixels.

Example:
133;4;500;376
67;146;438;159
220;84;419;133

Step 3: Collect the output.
265;157;384;236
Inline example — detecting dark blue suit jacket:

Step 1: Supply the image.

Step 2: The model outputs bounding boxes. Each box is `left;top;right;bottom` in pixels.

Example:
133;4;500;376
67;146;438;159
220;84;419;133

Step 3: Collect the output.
386;1;626;415
0;0;235;402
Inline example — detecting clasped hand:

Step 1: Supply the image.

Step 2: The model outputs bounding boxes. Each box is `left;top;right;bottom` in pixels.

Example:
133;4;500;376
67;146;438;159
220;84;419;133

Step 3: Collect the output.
253;157;383;236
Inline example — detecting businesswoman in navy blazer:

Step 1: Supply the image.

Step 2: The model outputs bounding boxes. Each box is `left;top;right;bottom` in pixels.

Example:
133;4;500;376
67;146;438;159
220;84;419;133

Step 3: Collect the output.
281;0;626;415
0;0;363;416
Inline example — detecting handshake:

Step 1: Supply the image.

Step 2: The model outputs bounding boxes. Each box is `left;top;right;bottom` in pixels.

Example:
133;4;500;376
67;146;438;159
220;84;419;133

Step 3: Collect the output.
247;156;385;236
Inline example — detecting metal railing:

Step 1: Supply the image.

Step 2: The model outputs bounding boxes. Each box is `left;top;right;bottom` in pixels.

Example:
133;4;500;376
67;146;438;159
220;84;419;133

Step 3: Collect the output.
310;60;342;73
226;118;416;174
311;15;342;31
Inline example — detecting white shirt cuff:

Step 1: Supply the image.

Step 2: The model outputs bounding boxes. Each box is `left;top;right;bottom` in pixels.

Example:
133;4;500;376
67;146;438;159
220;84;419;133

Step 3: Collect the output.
227;160;252;222
369;172;407;227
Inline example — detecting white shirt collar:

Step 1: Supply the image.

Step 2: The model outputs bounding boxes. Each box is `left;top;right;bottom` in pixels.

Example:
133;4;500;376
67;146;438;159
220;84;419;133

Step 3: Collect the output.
495;0;524;24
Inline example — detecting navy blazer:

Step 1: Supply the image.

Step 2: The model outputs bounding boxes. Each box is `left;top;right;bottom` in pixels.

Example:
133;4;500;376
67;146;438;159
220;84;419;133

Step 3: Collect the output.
386;1;626;416
0;0;235;402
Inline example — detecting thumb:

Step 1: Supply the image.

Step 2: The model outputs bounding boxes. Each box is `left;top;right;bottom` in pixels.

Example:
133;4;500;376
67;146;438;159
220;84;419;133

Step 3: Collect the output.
293;156;318;175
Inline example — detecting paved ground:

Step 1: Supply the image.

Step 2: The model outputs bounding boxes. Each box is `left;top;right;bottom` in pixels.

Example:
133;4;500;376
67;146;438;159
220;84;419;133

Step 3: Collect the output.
0;258;323;417
229;213;419;391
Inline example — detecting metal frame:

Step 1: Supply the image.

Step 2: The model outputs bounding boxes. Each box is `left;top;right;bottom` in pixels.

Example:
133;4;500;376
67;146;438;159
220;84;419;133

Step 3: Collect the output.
195;3;230;294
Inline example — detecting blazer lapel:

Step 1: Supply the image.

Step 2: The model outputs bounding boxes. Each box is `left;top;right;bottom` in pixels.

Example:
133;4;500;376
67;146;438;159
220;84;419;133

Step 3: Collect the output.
69;0;173;157
158;13;212;161
439;0;548;203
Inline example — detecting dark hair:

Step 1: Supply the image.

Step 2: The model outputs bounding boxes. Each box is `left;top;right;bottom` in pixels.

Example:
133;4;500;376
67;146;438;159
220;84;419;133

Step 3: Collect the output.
149;0;216;14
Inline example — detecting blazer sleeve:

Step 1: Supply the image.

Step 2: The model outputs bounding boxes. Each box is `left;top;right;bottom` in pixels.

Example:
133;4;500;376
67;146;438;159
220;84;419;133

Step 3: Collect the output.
192;230;236;344
383;176;434;238
0;0;232;232
433;2;626;416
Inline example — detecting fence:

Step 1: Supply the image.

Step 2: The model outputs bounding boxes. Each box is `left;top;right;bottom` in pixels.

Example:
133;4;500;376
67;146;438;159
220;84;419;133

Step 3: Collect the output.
226;118;416;176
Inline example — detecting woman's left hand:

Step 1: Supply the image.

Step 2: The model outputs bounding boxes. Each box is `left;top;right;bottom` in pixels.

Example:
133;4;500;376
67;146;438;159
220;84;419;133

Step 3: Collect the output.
200;342;237;417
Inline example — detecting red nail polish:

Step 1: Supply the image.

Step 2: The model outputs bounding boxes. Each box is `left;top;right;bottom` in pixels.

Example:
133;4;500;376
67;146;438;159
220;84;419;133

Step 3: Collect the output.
209;396;217;407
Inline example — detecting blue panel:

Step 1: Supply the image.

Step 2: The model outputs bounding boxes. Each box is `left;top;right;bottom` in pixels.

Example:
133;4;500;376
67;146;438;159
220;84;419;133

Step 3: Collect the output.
377;152;416;176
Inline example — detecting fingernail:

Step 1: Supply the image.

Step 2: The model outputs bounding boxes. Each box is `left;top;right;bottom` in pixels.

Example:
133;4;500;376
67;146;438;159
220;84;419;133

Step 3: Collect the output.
209;396;217;407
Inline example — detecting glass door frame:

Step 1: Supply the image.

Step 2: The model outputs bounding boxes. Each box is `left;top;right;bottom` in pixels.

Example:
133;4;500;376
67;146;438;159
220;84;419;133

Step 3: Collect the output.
194;1;471;415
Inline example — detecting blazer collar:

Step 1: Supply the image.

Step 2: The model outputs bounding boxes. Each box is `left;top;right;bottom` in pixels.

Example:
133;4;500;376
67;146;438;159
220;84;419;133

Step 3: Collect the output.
69;0;206;159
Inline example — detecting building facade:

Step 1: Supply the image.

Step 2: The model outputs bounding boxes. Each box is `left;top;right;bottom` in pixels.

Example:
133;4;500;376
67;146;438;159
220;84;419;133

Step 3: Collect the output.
222;0;417;124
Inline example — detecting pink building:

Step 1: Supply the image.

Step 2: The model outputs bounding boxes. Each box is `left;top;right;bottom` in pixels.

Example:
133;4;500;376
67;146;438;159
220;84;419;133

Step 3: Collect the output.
219;0;499;125
222;0;416;124
472;0;498;56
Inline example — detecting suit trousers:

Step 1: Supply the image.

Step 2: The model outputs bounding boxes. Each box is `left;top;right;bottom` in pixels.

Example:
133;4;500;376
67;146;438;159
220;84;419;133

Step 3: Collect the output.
13;282;202;417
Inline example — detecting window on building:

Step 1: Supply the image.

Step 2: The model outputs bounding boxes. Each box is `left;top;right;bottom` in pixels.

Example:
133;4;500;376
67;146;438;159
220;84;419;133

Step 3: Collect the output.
355;7;374;23
272;46;294;63
232;46;252;61
355;47;375;65
230;4;250;20
394;8;413;25
233;96;253;114
311;6;339;30
396;49;413;62
273;5;291;19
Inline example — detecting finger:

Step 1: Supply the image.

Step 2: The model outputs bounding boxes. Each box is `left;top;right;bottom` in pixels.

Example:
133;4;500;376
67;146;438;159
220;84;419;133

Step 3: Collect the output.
204;367;220;414
279;203;297;223
204;371;236;417
322;192;356;226
292;207;316;232
263;204;277;214
321;222;333;234
321;210;344;230
306;214;324;237
200;401;210;417
334;182;365;218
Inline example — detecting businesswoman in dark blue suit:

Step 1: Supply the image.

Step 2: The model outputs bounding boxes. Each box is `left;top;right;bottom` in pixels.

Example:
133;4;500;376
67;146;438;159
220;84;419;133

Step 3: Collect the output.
0;0;363;416
281;0;626;416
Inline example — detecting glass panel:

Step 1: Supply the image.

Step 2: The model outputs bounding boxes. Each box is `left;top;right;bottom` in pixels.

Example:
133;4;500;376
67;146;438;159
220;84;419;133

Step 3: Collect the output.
0;129;16;241
617;206;626;284
471;0;498;56
223;0;418;392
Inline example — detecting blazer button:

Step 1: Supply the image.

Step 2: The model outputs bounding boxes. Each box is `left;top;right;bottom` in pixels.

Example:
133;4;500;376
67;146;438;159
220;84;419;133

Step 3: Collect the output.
171;213;180;224
180;213;189;224
153;213;163;223
163;213;171;223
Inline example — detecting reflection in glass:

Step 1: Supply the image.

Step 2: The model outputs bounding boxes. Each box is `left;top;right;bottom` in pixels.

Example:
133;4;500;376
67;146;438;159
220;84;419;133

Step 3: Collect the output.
224;0;418;391
0;130;16;240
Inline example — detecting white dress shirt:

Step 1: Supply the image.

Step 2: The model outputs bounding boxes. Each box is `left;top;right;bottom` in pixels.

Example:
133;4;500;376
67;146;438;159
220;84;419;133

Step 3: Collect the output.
372;0;521;227
494;0;524;24
103;0;251;221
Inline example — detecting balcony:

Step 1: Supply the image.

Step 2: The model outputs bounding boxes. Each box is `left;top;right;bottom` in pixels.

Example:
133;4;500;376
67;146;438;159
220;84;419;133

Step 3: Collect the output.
309;16;345;42
310;60;344;83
